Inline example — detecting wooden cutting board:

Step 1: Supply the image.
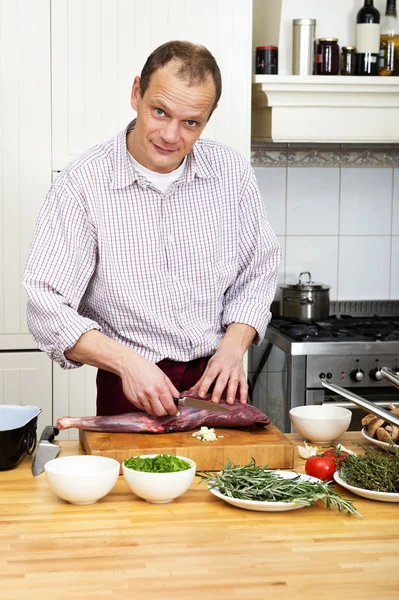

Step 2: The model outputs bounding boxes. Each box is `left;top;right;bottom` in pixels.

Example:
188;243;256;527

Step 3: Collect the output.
79;423;295;472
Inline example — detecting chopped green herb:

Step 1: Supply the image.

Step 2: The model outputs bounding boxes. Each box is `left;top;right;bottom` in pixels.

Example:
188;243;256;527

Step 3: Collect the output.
338;444;399;493
124;454;191;473
197;458;362;516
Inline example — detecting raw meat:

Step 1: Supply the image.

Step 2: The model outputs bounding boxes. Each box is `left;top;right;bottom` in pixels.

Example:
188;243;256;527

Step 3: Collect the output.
56;392;270;433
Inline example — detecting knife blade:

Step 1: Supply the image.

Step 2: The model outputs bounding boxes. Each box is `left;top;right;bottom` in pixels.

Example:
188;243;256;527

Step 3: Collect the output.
32;426;61;477
173;397;230;412
321;380;399;427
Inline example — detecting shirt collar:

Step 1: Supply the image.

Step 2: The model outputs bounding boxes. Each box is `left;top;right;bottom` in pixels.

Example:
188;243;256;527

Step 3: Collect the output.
112;119;219;190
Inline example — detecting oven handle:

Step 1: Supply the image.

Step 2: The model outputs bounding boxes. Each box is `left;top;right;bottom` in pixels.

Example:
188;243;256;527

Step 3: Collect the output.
323;400;399;410
321;379;399;426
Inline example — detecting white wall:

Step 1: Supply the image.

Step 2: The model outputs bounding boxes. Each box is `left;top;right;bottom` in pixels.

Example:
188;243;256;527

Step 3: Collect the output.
255;163;399;301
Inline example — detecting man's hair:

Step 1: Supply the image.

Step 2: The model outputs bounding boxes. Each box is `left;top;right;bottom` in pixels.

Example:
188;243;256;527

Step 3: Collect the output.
139;40;222;116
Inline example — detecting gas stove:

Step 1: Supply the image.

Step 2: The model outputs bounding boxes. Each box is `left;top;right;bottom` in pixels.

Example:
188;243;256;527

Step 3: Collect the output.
271;316;399;343
252;301;399;433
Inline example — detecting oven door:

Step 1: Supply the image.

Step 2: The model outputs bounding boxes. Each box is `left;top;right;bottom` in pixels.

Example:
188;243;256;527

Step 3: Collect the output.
306;388;399;431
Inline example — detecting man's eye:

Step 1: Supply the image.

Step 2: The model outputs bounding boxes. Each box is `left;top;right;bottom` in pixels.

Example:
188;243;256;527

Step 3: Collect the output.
186;120;197;127
155;108;165;116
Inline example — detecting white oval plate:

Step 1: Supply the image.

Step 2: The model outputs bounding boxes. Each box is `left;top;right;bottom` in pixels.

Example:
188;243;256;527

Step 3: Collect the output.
208;470;321;512
361;427;399;453
334;470;399;503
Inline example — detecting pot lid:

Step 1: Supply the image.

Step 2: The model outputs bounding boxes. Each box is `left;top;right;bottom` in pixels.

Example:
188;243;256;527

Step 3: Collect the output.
280;271;330;291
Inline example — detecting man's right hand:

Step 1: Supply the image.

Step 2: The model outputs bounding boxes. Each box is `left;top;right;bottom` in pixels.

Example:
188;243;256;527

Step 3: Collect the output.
65;330;180;417
119;351;180;416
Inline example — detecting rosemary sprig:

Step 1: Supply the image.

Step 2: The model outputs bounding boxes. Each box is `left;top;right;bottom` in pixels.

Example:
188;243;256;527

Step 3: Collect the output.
197;458;362;517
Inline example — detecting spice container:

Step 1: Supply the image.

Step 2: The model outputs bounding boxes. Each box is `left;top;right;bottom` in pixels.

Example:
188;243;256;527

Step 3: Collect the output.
341;46;356;75
255;46;278;74
292;18;317;75
316;38;340;75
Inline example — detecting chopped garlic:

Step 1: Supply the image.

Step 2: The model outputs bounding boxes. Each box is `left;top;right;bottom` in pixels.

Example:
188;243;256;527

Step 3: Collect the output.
192;426;222;442
297;441;319;459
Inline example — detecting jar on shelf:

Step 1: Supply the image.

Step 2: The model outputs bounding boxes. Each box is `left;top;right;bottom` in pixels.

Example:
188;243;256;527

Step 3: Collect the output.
255;46;278;74
316;38;340;75
341;46;356;76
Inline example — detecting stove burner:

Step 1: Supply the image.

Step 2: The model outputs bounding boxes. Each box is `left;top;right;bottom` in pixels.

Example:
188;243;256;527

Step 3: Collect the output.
272;315;399;343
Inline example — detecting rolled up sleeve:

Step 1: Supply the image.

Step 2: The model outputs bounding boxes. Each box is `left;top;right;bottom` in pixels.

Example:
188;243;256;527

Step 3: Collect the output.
222;164;281;345
23;177;101;368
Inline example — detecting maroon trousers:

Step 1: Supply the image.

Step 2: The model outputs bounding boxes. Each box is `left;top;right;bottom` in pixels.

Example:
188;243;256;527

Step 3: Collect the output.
96;356;210;416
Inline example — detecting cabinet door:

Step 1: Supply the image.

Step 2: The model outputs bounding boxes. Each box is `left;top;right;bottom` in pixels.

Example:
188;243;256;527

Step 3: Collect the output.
0;0;51;348
0;351;52;432
51;0;252;170
53;364;97;440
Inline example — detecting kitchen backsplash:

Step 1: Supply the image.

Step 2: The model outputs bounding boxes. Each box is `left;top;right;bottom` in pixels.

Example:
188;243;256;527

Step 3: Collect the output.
252;143;399;302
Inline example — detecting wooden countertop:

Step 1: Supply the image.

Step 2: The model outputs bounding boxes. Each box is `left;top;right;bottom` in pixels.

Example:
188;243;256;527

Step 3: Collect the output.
1;432;398;599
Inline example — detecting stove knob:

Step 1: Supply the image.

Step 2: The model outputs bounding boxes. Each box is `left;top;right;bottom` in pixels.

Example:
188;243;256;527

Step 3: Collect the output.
350;368;365;382
369;367;383;381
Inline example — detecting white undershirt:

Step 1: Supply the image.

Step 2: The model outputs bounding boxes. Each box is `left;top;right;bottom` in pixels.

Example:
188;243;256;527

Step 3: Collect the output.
128;152;187;194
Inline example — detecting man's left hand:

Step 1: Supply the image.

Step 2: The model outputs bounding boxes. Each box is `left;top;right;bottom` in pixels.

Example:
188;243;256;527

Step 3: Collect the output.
191;323;257;405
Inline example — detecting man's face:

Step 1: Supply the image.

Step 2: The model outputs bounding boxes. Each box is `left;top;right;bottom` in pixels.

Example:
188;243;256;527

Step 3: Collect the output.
129;61;217;173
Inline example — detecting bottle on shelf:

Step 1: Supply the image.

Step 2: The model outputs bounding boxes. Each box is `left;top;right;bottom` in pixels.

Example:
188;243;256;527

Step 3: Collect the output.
356;0;381;75
378;0;399;75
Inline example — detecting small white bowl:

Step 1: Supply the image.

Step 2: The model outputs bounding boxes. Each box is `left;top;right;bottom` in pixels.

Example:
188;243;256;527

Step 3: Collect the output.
289;405;352;444
122;454;196;504
44;455;120;505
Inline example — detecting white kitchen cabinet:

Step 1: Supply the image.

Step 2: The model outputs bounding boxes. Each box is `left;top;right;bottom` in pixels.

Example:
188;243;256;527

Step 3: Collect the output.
0;0;51;346
0;351;52;433
53;364;97;440
51;0;252;170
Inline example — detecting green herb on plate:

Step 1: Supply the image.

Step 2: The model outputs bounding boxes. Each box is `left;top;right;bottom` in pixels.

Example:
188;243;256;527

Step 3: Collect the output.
338;444;399;493
123;454;191;473
197;458;362;516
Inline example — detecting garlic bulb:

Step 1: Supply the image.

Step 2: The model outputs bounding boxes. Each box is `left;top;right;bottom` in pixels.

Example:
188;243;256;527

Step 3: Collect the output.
297;441;318;459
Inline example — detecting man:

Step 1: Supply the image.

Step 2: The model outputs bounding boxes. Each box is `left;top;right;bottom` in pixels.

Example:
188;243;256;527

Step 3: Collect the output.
24;41;281;418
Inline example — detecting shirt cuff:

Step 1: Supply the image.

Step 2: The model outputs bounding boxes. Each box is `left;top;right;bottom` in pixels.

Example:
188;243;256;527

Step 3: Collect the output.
222;302;271;346
52;319;102;369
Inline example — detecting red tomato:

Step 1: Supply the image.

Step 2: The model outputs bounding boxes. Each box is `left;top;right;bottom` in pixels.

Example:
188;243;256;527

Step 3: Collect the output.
322;450;350;465
305;456;336;481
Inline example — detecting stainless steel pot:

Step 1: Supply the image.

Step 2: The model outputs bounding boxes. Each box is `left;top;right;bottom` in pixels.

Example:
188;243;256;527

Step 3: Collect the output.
280;271;330;322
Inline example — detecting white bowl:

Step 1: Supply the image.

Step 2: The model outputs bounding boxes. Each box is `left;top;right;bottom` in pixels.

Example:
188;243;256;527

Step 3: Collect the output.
44;455;120;505
122;454;196;504
289;405;352;443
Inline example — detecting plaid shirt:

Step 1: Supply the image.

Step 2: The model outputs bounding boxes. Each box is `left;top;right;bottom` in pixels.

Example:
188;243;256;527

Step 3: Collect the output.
24;121;281;368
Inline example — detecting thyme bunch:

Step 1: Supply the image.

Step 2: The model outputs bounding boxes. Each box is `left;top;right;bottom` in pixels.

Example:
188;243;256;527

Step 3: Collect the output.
339;445;399;493
197;458;362;516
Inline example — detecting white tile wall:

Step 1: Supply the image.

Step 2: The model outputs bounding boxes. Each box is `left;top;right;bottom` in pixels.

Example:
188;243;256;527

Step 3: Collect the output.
286;168;340;236
254;167;286;235
285;236;339;300
390;236;399;298
392;169;399;235
338;236;391;300
257;166;398;301
340;169;393;236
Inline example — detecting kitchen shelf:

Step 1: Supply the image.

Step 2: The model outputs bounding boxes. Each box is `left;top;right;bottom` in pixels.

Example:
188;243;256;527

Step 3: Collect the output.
252;75;399;143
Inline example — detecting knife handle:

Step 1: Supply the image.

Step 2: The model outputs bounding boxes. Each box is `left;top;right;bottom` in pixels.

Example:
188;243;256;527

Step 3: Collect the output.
172;397;184;407
40;426;59;442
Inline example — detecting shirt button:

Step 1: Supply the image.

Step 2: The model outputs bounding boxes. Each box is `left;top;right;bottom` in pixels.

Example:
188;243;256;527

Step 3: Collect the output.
168;235;174;243
195;347;201;355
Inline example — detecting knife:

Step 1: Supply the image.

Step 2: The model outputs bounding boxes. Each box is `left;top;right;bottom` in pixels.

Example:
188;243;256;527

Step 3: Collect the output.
173;397;230;412
321;380;399;427
32;426;61;476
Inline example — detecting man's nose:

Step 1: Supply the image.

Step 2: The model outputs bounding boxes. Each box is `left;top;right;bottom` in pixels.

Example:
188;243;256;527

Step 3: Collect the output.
161;121;180;145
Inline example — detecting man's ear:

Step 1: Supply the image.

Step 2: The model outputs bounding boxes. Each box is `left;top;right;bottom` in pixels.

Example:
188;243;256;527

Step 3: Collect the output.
130;76;141;111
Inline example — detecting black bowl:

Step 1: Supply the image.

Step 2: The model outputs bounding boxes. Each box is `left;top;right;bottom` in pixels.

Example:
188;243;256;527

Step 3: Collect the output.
0;405;42;470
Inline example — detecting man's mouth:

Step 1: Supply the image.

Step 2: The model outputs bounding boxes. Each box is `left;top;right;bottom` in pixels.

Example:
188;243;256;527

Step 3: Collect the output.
151;141;176;155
